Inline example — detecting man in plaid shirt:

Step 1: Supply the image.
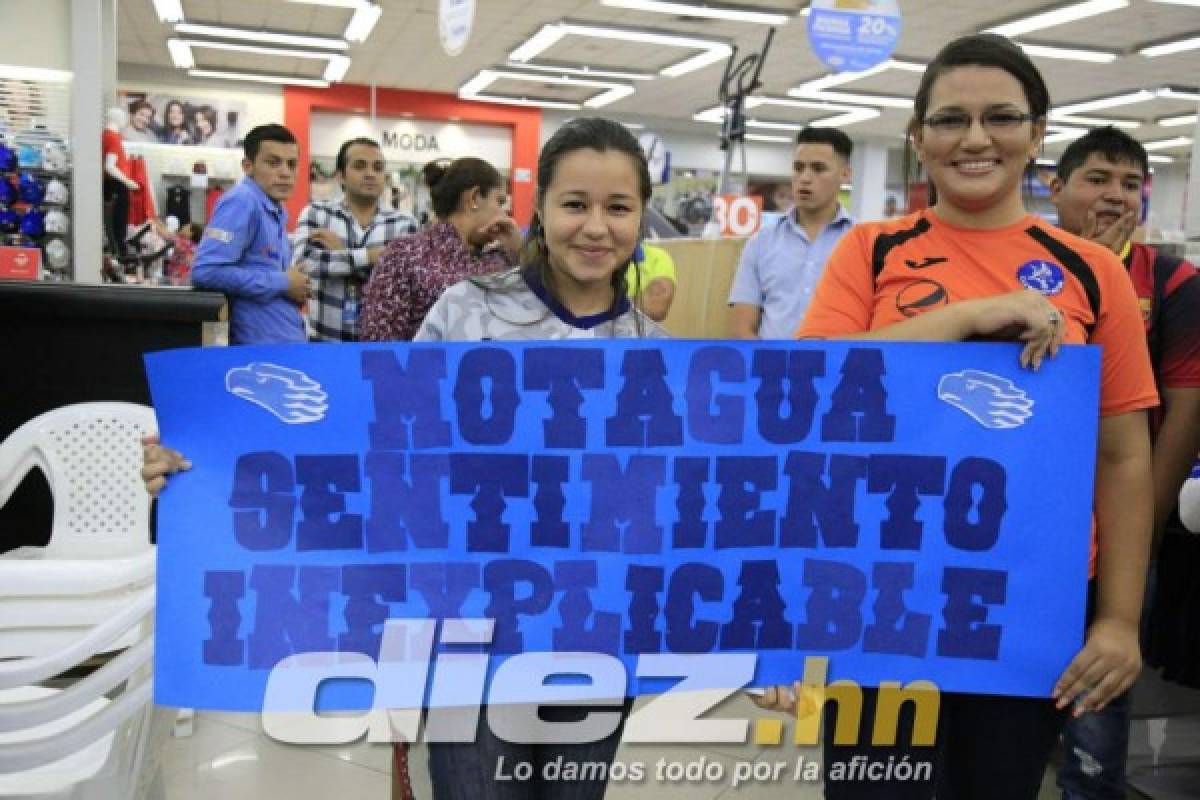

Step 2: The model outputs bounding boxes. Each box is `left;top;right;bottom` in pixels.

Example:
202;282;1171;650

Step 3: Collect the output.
294;137;417;341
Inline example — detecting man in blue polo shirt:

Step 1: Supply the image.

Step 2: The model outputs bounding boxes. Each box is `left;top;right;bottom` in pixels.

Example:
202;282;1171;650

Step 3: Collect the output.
192;124;310;344
728;127;853;339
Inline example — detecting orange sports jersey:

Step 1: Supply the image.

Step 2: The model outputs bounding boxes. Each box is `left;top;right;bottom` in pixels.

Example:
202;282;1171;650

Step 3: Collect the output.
798;209;1159;578
799;209;1158;417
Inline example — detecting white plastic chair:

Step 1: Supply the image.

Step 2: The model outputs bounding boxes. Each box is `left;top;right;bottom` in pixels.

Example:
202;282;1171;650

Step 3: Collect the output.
0;586;170;799
0;403;157;659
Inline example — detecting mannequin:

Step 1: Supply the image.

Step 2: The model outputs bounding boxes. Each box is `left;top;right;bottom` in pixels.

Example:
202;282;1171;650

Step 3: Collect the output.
103;108;138;258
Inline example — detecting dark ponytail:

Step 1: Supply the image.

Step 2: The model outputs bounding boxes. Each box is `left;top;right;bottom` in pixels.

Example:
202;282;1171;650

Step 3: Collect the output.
423;157;502;220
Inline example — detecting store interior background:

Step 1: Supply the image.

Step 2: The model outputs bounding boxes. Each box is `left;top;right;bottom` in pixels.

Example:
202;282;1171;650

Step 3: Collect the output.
2;1;1200;798
3;0;1200;287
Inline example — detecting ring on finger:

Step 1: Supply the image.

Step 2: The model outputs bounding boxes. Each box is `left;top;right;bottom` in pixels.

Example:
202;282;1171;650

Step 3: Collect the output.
1047;309;1061;326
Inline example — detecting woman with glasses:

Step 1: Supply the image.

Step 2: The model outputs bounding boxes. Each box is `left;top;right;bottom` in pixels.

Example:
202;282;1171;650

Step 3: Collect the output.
759;33;1157;799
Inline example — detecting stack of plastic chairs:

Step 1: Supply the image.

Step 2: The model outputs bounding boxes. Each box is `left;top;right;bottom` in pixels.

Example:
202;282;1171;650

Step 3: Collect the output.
0;403;171;798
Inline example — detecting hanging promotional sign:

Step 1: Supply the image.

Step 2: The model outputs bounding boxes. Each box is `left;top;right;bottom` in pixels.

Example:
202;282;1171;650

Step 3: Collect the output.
439;0;476;57
146;340;1099;714
807;0;902;73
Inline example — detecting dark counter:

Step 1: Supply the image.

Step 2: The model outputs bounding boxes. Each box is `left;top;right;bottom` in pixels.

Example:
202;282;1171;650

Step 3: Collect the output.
0;281;226;549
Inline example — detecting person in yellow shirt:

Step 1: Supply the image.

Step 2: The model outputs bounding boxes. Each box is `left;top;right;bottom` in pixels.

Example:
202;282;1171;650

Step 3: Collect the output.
624;242;676;322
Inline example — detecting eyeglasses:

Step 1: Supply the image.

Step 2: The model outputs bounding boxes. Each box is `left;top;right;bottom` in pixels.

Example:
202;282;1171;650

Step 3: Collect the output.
922;110;1037;134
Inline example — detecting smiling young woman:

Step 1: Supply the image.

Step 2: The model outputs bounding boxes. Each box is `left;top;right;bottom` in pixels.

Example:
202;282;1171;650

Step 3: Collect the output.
775;33;1159;800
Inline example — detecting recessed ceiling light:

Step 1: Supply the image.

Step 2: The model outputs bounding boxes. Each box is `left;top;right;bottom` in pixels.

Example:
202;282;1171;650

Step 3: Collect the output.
745;133;793;143
1053;89;1156;116
984;0;1129;38
509;22;732;78
188;69;329;88
1148;155;1176;163
1139;34;1200;57
598;0;791;25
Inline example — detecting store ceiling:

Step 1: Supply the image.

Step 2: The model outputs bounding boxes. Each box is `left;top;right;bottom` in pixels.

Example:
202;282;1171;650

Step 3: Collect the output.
117;0;1200;159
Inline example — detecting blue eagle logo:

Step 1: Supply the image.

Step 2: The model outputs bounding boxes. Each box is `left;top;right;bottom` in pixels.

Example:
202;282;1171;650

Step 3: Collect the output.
937;369;1034;430
225;362;328;424
1017;259;1065;295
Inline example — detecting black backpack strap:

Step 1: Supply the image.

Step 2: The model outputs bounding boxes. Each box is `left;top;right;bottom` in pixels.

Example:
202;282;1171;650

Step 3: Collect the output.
1024;226;1101;339
1148;249;1183;376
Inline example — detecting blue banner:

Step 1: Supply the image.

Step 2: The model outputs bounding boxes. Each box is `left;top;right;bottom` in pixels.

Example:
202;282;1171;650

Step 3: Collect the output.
146;341;1099;712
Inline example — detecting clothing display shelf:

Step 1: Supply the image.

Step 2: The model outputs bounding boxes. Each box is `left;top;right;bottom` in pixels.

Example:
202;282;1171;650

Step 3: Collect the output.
0;74;73;281
124;142;241;226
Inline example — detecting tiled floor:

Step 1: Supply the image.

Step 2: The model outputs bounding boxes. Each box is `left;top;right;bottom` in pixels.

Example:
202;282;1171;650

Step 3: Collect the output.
162;693;822;800
161;693;1200;799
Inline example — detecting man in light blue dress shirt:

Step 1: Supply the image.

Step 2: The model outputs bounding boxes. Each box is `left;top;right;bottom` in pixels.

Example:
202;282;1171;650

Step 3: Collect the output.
192;124;310;344
728;127;854;339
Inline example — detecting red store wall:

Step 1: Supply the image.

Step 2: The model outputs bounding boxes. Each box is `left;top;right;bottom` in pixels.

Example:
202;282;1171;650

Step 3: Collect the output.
283;84;542;228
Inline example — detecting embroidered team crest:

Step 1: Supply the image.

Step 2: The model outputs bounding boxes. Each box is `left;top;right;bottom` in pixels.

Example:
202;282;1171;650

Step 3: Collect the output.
1016;260;1065;295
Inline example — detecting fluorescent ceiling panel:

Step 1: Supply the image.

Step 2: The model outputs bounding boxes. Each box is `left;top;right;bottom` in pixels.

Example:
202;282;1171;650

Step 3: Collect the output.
790;59;924;107
1158;113;1198;126
984;0;1129;38
1148;155;1176;163
345;3;382;43
166;39;195;69
152;0;185;23
1143;136;1194;150
171;39;350;85
1048;113;1139;129
509;22;732;78
1140;35;1200;57
745;133;792;142
459;69;634;110
179;39;339;61
504;63;655;81
174;23;347;50
599;0;791;25
188;69;329;88
1017;42;1119;62
693;97;880;129
1156;87;1200;100
1043;124;1088;144
286;0;363;6
1053;90;1155;116
0;65;72;82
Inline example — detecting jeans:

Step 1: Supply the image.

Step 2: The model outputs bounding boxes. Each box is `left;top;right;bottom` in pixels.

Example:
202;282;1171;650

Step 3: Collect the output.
1057;564;1156;799
1057;689;1133;800
427;703;629;800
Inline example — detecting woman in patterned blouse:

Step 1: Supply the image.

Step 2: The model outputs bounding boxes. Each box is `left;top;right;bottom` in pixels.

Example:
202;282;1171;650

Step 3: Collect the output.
361;158;522;342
